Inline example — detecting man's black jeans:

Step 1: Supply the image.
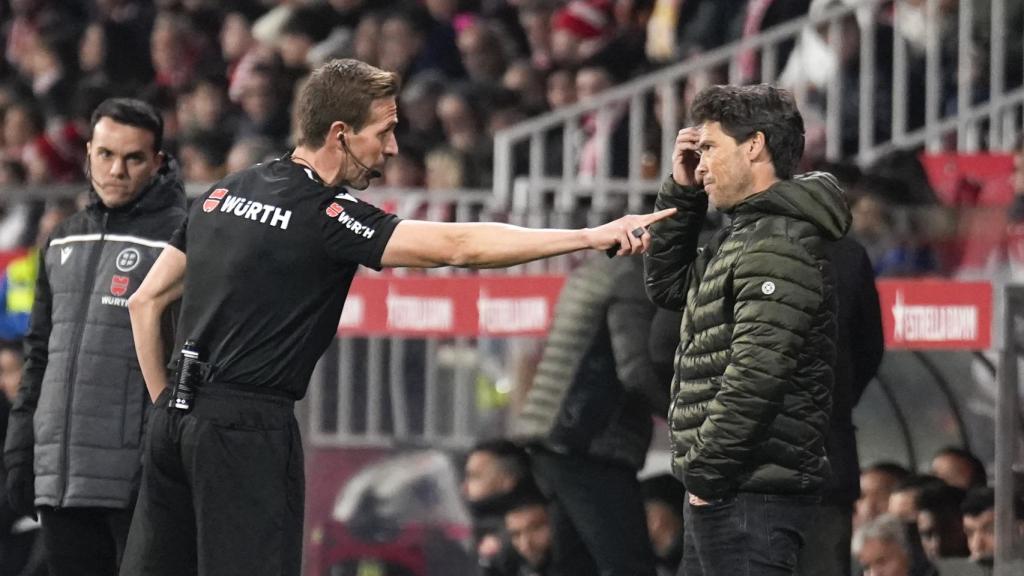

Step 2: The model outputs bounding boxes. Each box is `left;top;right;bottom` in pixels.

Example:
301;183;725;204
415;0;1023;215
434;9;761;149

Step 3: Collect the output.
679;492;818;576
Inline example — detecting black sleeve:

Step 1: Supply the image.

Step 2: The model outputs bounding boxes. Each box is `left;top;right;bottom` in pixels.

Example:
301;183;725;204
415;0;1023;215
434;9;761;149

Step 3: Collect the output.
319;197;401;270
607;258;669;416
850;244;884;405
168;212;188;253
4;244;52;472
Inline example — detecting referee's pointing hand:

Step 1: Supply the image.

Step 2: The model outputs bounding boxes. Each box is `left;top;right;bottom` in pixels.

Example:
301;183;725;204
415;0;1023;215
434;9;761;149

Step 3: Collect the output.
585;207;677;257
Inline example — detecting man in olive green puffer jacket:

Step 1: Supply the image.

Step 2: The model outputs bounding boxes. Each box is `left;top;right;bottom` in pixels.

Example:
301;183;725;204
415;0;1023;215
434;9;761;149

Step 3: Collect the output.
644;84;852;576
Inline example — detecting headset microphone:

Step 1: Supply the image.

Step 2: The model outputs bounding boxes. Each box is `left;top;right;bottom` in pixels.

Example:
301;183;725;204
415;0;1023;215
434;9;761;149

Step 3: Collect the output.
339;133;382;180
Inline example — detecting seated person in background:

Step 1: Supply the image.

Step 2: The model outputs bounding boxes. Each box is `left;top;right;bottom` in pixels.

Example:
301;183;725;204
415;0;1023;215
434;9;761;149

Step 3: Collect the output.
462;439;531;576
640;474;685;576
853;514;937;576
856;463;912;529
888;475;945;523
930;447;987;492
961;486;1024;571
915;483;968;561
503;481;552;576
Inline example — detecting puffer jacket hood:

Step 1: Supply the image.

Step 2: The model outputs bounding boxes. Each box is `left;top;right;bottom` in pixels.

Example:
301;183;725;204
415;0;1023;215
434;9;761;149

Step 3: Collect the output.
732;171;851;241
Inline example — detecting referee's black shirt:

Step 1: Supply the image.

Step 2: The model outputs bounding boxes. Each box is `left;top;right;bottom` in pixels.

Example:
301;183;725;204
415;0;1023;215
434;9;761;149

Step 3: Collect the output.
168;157;401;398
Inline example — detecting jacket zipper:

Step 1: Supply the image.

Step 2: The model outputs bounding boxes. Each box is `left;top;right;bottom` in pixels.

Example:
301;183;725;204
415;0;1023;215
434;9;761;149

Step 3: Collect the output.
58;211;108;506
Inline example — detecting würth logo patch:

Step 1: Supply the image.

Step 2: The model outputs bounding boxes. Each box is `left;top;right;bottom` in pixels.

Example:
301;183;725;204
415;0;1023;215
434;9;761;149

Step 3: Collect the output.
110;275;130;296
203;188;229;213
326;202;343;218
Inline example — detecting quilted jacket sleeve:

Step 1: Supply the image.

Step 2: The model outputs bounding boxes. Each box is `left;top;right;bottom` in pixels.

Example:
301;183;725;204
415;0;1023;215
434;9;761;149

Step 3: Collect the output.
643;176;710;311
681;233;824;500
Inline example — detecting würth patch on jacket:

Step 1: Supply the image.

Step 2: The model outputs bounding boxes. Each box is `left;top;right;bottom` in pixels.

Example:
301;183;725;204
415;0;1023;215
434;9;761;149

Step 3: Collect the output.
202;188;228;212
203;188;292;230
324;202;376;239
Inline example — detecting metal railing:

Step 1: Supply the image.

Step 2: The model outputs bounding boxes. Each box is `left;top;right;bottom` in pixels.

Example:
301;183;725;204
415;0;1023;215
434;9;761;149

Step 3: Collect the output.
492;0;1024;219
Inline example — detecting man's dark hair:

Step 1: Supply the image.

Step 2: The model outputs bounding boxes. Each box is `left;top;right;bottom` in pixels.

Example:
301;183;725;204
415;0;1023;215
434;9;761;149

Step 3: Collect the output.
295;59;400;148
917;483;966;521
934;446;988;488
894;474;946;497
962;486;1024;520
468;438;530;482
961;486;994;518
689;84;805;179
865;461;912;483
501;478;547;514
90;98;164;153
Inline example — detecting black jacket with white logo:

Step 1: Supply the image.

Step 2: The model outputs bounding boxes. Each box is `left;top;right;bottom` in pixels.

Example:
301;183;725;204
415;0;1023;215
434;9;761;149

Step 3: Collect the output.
4;160;186;509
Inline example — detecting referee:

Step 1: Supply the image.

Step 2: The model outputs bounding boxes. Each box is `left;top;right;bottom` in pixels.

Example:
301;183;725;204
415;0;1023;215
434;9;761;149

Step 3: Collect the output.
120;58;673;576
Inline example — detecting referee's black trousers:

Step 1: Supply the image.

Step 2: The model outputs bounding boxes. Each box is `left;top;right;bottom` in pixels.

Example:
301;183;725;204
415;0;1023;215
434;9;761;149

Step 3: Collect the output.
119;385;304;576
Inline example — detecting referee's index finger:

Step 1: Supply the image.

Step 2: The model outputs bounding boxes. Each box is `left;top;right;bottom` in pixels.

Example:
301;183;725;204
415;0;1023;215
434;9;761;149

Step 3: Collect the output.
640;207;677;226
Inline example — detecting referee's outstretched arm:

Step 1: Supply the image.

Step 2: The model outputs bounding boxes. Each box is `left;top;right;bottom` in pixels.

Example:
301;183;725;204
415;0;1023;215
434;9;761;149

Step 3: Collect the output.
379;209;675;269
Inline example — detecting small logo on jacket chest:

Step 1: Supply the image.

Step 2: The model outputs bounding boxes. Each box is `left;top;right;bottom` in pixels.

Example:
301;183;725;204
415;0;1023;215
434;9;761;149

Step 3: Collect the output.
761;281;776;295
116;248;140;272
110;275;130;297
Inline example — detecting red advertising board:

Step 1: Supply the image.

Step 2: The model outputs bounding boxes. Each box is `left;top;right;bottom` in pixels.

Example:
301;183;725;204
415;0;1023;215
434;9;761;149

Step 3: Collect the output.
338;275;566;337
877;279;992;350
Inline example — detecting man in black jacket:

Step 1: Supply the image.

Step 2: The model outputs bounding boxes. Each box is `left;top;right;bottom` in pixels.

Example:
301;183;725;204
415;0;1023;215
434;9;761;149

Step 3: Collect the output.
3;99;186;576
514;254;668;576
797;236;885;576
645;84;851;575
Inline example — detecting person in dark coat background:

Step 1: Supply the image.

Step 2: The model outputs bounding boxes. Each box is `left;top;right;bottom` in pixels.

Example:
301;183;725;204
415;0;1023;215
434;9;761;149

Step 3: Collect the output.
797;234;885;576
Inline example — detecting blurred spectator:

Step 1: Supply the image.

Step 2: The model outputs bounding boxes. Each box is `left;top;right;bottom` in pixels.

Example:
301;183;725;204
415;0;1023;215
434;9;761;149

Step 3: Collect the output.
235;67;290;144
502;60;547;115
930;447;987;491
436;84;491;187
225;135;277;175
178;130;230;183
889;475;946;523
397;70;446;152
0;200;73;340
2;99;44;158
961;486;1024;569
457;20;511;85
550;0;614;67
545;67;576;110
378;9;429;80
516;0;554;71
640;474;685;576
278;4;335;77
462;439;531;576
383;143;425;188
675;0;747;55
798;235;885;576
575;60;629;179
596;0;654;80
503;481;552;576
915;483;969;562
425;146;465;190
221;9;261;103
350;10;383;66
149;11;202;91
179;74;236;138
853;514;939;576
857;463;913;529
